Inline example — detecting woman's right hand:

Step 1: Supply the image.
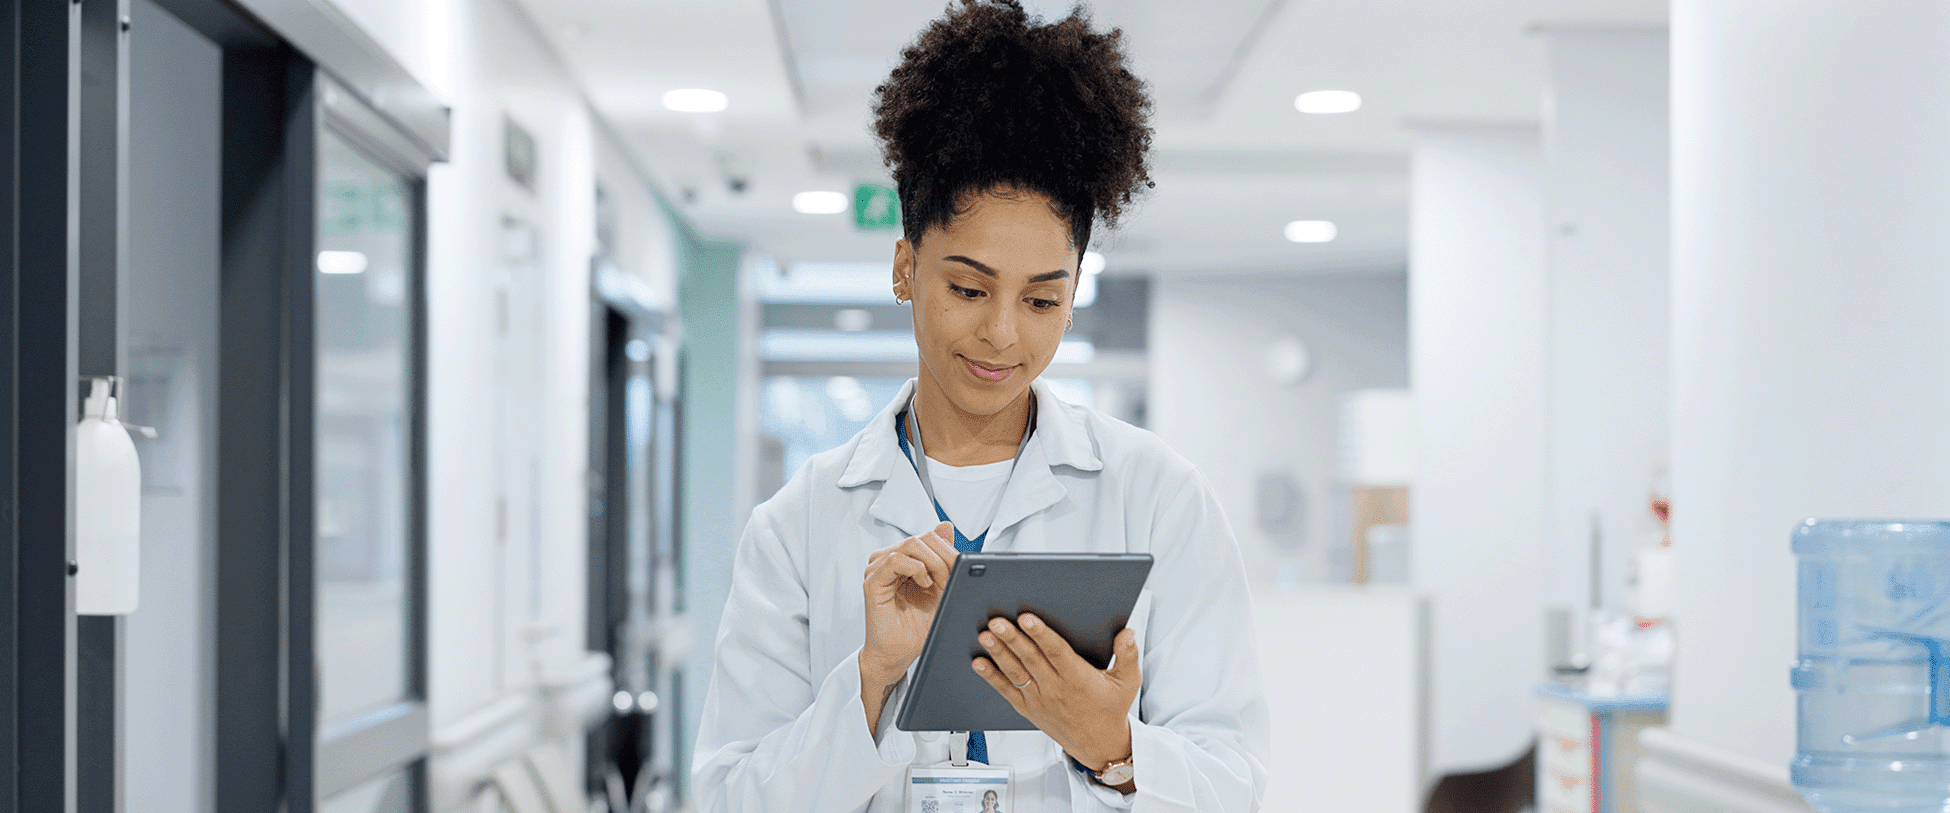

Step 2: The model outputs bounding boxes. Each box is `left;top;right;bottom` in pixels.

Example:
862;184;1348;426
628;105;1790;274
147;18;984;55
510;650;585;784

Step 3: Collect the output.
860;521;959;689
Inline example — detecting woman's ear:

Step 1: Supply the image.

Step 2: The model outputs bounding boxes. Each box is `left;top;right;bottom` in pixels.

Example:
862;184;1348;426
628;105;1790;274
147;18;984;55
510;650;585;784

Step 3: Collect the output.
892;238;916;303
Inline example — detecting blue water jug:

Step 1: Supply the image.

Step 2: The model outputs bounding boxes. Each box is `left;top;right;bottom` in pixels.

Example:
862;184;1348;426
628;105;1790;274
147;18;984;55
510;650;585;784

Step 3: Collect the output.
1793;519;1950;812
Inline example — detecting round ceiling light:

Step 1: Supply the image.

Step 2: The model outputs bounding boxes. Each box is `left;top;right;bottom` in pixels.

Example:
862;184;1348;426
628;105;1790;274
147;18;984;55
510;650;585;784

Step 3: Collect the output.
1284;220;1338;243
1294;90;1362;114
793;191;848;215
1081;251;1106;275
662;88;729;113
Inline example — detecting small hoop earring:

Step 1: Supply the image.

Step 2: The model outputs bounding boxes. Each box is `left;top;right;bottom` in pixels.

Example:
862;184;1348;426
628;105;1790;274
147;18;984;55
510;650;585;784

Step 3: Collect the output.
1064;318;1074;333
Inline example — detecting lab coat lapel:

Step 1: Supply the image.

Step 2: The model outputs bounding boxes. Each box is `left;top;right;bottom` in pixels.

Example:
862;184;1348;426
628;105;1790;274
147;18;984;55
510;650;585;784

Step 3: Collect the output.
845;379;943;538
985;381;1103;542
985;433;1065;544
868;457;943;539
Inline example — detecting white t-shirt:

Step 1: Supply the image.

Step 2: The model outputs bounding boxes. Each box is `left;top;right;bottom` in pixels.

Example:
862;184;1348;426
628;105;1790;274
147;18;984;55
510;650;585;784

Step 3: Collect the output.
923;455;1014;541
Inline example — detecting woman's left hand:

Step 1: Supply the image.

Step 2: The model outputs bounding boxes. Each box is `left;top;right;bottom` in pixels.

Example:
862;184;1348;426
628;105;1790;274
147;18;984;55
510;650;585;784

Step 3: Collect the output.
972;615;1141;773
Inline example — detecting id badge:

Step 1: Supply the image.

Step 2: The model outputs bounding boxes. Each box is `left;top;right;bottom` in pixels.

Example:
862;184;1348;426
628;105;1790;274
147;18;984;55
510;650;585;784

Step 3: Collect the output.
906;731;1011;813
905;764;1012;813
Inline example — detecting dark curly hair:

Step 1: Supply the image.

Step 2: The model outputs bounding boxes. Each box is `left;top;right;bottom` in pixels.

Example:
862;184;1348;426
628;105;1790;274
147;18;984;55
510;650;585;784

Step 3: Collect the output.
872;0;1153;257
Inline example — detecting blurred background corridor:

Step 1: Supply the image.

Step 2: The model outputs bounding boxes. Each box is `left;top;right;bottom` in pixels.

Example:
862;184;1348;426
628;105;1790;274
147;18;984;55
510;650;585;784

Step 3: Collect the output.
6;0;1949;811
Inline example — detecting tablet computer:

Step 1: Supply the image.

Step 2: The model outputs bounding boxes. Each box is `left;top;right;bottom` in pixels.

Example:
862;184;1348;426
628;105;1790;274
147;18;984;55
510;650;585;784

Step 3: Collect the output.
895;552;1153;733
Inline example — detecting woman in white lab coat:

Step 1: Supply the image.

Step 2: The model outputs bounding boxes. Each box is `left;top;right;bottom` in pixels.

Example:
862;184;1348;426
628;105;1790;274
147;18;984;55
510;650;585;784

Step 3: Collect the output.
692;2;1269;810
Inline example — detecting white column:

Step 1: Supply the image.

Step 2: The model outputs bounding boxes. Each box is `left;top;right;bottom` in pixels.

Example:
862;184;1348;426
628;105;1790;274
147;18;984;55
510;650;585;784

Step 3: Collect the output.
1537;27;1671;633
1409;125;1547;774
1670;0;1950;772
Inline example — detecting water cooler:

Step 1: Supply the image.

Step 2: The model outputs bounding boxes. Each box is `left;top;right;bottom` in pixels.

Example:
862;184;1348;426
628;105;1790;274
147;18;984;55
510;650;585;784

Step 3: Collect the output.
1793;519;1950;813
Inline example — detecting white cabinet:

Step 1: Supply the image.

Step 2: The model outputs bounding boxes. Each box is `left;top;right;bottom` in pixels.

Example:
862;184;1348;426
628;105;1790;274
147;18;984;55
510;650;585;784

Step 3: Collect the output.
1537;685;1668;813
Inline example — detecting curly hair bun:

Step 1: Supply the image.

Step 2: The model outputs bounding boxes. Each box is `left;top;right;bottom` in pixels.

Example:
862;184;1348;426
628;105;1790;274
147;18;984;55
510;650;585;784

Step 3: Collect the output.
872;0;1154;254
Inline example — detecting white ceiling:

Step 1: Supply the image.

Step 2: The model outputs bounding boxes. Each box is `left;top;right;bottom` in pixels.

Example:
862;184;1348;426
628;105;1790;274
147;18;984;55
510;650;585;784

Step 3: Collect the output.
515;0;1664;276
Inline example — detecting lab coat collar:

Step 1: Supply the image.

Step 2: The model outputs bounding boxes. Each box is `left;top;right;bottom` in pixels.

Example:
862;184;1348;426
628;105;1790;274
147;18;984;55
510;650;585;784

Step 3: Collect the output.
843;378;1104;539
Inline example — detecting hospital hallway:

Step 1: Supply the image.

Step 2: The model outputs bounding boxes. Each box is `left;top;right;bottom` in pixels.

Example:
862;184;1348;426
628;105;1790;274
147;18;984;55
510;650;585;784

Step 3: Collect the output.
4;0;1950;811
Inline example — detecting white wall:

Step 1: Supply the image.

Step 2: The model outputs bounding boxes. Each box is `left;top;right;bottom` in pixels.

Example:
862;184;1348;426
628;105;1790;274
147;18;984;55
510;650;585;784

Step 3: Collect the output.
1538;28;1671;630
1408;125;1547;775
1669;0;1950;771
598;134;678;306
416;0;594;732
1256;588;1426;813
1150;273;1409;586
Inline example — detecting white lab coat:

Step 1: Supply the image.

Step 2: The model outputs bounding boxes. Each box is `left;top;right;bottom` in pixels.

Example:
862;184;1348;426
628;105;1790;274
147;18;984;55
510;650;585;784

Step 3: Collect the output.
693;378;1269;812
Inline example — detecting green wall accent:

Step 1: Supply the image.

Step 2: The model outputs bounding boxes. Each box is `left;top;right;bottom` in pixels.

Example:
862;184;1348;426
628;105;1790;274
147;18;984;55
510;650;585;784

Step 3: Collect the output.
672;209;743;801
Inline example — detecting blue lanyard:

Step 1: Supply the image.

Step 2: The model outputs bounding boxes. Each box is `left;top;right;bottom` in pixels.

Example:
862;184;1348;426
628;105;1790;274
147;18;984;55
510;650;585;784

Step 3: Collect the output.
893;393;1036;553
894;418;987;552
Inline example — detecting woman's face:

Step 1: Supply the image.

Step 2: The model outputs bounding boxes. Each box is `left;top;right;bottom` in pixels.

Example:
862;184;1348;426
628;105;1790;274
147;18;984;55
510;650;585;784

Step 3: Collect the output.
894;187;1078;419
983;790;999;810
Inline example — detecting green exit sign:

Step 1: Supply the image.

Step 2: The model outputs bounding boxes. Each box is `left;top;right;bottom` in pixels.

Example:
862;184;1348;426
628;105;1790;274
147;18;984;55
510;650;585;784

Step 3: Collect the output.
854;184;900;230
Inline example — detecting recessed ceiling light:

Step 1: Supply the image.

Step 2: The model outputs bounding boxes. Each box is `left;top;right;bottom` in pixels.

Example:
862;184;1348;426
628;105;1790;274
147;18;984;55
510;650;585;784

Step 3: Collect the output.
793;191;848;215
1294;90;1361;114
1284;220;1337;243
1081;251;1106;275
662;88;728;113
316;250;369;275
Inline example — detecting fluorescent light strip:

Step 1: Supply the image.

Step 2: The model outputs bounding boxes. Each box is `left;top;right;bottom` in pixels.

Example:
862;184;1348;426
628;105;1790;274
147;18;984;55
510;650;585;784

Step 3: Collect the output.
316;250;369;275
1295;90;1361;114
793;191;848;214
662;88;728;113
1285;220;1337;243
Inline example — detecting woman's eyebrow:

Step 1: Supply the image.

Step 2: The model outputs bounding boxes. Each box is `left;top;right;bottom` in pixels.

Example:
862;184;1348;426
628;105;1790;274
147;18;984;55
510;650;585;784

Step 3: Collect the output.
942;255;999;276
942;255;1070;283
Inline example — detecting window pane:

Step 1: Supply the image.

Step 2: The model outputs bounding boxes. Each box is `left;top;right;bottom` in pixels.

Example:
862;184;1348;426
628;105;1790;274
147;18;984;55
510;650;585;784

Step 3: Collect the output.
760;376;908;491
321;766;414;813
316;130;414;724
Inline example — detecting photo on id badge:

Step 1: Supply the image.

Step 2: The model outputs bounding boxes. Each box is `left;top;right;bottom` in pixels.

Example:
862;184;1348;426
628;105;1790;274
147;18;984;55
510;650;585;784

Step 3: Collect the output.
906;764;1011;813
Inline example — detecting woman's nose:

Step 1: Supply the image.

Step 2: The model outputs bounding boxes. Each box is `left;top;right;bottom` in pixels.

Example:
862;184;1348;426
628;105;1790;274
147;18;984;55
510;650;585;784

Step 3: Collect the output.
979;302;1017;350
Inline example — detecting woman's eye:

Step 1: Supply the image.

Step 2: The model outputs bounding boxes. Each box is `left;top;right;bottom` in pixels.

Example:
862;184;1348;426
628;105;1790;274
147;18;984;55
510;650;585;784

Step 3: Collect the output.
1028;298;1060;311
949;284;985;300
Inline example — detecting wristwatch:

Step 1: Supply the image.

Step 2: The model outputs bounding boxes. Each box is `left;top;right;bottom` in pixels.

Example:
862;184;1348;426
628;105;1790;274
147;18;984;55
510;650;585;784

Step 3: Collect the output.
1094;755;1135;786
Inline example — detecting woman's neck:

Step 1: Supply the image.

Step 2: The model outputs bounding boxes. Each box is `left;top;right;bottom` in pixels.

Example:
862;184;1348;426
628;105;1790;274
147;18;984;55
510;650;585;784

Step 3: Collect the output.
909;381;1032;467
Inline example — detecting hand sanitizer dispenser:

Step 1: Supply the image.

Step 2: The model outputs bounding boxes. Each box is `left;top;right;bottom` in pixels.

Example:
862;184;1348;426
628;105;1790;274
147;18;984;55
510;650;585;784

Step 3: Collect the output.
76;377;140;615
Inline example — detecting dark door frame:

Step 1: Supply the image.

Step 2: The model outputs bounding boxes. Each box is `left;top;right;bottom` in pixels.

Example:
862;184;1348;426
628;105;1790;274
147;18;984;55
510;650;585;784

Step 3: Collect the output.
3;1;84;811
212;36;320;813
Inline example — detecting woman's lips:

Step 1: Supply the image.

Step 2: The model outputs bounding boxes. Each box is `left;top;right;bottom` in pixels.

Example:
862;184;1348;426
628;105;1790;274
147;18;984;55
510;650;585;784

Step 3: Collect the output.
961;356;1015;382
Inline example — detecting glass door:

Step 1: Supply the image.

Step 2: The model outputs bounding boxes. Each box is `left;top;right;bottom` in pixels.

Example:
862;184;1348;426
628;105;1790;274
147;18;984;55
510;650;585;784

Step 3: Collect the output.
311;87;430;812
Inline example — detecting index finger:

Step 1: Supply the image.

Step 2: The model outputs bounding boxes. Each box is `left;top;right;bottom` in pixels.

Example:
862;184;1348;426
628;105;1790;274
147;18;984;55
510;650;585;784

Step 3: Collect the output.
899;534;951;589
924;521;960;563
